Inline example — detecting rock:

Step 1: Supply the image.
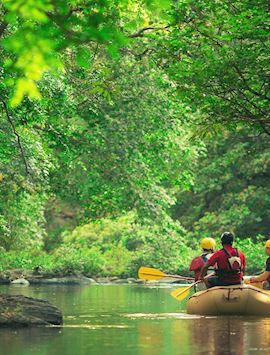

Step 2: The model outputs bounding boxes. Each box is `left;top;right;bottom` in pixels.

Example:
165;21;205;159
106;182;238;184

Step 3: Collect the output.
113;279;128;284
11;279;30;286
127;278;137;283
0;274;10;285
4;269;34;282
96;277;111;284
86;278;97;284
5;269;25;281
0;295;63;327
27;276;95;285
146;280;160;285
108;277;119;282
132;279;145;284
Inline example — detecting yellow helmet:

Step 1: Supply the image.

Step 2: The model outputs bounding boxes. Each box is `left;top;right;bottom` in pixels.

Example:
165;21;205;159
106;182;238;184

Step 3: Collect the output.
265;240;270;248
201;237;216;250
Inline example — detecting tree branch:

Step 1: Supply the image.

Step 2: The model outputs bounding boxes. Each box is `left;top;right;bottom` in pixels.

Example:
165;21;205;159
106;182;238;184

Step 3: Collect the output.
128;26;170;38
0;21;8;38
0;99;30;175
120;47;155;59
259;122;270;136
232;64;270;102
195;28;270;103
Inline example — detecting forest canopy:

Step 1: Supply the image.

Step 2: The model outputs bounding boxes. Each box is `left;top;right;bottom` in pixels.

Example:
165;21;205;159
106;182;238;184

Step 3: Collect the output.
0;0;269;276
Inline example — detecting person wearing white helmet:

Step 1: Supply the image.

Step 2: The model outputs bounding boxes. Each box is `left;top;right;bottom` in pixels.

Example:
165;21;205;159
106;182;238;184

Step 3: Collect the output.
248;239;270;288
189;237;216;281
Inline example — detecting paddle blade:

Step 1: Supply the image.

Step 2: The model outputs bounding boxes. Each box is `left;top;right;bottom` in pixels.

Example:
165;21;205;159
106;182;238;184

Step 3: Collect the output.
171;285;192;301
138;267;166;280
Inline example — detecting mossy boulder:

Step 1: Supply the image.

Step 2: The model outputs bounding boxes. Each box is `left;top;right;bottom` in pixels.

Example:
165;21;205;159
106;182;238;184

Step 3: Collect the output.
0;295;63;327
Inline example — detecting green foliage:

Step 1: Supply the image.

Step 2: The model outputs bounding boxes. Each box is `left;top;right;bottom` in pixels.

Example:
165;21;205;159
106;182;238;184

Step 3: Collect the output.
1;226;266;277
236;237;266;274
52;246;104;275
173;129;270;239
58;213;196;276
63;213;136;249
0;101;52;250
1;0;171;105
51;213;139;276
0;40;200;254
0;0;269;278
36;55;200;222
59;212;195;276
0;191;47;251
0;212;193;277
153;0;270;134
0;250;54;272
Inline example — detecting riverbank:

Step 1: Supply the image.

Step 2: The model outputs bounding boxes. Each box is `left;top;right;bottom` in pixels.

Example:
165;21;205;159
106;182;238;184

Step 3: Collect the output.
0;269;185;328
0;268;190;286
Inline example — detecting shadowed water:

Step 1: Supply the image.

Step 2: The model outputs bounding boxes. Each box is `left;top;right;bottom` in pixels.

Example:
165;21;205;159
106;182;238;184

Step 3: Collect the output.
0;284;270;355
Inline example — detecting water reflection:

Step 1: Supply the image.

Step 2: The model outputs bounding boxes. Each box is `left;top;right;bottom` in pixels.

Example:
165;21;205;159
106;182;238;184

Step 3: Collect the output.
125;312;270;354
0;327;62;355
188;317;244;354
189;317;270;354
1;285;270;354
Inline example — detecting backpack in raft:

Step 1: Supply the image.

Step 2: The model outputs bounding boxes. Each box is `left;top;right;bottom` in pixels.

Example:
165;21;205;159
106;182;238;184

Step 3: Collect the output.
223;248;242;274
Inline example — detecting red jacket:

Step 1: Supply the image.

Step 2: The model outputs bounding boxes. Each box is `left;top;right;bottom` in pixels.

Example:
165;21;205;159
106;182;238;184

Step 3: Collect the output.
206;245;246;283
190;254;210;281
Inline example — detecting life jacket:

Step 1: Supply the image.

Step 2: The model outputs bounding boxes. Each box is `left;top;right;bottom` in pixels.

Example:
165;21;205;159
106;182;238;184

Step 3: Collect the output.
266;257;270;283
216;248;242;277
190;253;213;281
190;254;209;272
190;256;203;272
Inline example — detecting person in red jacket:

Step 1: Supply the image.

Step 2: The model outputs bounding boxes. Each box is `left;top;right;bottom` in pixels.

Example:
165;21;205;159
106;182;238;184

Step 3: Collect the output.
201;232;246;288
189;238;216;281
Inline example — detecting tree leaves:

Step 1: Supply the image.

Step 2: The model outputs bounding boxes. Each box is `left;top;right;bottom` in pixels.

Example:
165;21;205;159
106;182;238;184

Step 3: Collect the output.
154;0;270;134
1;0;169;105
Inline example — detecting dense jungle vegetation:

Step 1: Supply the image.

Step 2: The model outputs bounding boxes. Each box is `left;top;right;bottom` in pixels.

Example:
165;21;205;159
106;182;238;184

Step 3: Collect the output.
0;0;269;276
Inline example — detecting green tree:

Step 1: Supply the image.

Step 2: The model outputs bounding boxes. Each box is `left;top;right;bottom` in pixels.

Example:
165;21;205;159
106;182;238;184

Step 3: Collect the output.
151;0;270;135
173;128;270;239
0;0;170;105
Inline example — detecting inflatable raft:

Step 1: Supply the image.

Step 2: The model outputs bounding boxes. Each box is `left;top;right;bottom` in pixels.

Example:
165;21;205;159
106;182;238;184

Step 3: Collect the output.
187;284;270;316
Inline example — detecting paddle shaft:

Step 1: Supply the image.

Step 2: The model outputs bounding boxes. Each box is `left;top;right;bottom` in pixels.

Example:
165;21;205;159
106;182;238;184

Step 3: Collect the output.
163;274;194;281
172;272;215;300
182;272;215;290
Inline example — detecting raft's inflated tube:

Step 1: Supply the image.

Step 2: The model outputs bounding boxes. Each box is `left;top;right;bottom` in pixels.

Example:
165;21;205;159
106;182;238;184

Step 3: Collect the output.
187;285;270;316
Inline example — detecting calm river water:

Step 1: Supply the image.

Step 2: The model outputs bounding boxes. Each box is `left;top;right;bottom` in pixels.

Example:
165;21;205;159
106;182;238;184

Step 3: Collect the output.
0;284;270;355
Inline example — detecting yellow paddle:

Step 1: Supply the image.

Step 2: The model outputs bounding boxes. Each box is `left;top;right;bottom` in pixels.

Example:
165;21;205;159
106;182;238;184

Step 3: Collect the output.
171;281;201;301
138;266;194;282
171;273;215;302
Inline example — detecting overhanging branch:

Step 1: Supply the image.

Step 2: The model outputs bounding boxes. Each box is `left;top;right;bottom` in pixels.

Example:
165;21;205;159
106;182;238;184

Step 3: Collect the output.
129;26;170;38
0;99;30;175
0;21;7;38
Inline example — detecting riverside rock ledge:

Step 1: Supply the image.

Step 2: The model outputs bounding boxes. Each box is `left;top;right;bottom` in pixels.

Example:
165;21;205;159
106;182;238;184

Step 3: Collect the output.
0;295;63;327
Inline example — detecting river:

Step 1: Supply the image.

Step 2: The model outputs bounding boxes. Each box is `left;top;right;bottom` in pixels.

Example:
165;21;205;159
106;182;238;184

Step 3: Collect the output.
0;284;270;354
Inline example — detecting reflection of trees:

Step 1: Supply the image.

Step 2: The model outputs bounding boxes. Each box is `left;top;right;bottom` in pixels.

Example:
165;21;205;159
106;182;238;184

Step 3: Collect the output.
0;327;62;355
189;317;270;355
245;318;270;351
138;323;163;355
190;317;245;354
137;320;190;355
3;285;270;354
